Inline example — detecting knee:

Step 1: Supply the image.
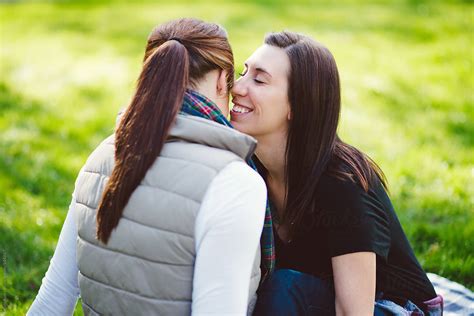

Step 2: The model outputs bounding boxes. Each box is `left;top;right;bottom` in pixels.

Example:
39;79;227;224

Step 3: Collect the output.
255;269;335;315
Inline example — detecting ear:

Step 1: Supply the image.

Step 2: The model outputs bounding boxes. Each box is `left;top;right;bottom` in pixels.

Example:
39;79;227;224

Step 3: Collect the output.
216;70;228;96
287;110;292;121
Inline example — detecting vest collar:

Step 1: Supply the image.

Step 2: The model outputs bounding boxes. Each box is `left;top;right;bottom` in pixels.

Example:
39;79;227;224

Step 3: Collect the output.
168;114;257;161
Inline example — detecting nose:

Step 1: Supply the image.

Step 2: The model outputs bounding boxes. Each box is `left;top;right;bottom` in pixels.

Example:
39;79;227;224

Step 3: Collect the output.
231;77;247;97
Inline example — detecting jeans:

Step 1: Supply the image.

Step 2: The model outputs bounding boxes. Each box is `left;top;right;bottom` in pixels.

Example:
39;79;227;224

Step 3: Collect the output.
253;269;443;316
254;269;335;316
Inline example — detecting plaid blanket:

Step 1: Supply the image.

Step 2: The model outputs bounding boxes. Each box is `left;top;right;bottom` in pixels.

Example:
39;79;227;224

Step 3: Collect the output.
427;273;474;315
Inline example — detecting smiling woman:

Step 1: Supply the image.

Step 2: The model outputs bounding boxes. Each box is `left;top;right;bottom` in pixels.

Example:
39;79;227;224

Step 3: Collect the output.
231;44;291;140
232;31;443;315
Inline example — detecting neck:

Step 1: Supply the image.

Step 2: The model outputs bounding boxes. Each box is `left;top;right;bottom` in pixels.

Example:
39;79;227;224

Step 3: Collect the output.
190;70;229;117
255;130;288;185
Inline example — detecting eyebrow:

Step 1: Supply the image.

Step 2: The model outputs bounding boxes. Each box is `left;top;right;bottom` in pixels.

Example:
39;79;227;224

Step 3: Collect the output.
244;63;272;77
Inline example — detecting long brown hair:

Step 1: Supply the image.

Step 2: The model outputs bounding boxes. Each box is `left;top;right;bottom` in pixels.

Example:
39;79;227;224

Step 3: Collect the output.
96;18;234;243
264;31;387;236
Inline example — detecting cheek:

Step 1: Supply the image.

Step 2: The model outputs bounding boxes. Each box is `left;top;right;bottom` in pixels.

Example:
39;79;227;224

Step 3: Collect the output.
250;86;275;114
266;88;290;118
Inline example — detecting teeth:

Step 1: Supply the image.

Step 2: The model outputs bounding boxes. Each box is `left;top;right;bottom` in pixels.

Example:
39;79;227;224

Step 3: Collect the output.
232;105;252;113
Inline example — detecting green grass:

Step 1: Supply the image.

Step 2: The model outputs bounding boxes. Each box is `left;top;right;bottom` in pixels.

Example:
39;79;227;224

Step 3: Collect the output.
1;0;472;314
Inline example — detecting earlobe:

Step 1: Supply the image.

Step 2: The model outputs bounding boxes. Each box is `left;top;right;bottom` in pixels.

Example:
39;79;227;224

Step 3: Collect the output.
287;111;292;120
218;86;227;97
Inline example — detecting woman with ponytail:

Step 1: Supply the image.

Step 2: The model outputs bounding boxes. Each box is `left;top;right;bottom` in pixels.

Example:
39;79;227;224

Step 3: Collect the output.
28;18;270;316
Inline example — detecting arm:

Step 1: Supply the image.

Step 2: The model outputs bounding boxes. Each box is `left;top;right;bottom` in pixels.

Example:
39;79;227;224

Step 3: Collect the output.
27;198;80;316
332;252;376;316
323;178;391;316
191;161;267;316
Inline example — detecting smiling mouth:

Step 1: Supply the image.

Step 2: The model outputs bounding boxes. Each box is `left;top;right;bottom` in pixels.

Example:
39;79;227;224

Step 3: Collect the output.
231;104;253;114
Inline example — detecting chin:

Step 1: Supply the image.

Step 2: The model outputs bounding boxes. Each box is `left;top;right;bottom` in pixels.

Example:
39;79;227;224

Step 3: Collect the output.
231;120;254;136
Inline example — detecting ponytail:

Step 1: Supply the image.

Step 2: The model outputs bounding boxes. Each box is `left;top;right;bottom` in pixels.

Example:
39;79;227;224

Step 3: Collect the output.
96;40;189;243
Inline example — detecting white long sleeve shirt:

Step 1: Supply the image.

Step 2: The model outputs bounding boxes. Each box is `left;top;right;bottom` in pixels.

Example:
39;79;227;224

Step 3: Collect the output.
27;161;267;316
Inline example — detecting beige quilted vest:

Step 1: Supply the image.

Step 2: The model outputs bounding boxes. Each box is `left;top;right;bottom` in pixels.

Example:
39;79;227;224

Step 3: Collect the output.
73;115;261;315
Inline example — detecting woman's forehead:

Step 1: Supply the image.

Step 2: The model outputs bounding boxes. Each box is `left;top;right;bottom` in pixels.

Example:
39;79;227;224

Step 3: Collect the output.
245;44;290;77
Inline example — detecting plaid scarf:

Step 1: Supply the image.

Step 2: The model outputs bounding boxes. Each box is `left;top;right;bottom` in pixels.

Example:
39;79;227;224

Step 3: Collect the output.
181;89;275;281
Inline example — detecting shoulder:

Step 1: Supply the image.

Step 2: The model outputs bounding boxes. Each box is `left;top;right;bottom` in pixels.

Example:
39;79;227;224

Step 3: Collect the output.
198;161;267;226
82;134;115;172
203;161;267;215
213;161;267;197
160;140;247;175
317;173;366;205
316;174;392;258
75;134;115;181
315;172;388;221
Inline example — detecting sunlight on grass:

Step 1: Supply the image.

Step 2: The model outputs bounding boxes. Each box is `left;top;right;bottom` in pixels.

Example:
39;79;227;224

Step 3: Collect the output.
1;0;472;313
